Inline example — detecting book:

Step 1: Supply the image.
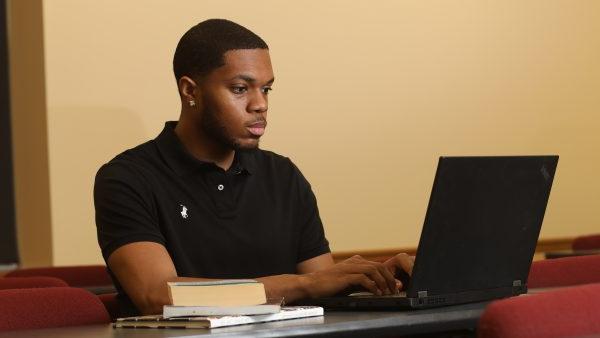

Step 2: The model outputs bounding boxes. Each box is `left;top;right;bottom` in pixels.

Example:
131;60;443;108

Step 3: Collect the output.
115;306;324;329
167;279;266;306
163;298;283;317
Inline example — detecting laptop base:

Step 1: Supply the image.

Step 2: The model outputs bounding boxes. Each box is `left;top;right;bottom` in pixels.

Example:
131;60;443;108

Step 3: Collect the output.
302;285;525;310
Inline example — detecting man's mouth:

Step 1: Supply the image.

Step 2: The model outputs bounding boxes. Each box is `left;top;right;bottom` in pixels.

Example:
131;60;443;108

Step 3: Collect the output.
246;120;267;137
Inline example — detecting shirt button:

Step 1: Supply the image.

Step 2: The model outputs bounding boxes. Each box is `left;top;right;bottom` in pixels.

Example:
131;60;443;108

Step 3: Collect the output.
217;184;224;191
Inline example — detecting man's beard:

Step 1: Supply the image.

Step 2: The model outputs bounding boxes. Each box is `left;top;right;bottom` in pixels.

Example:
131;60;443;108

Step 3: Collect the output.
201;108;259;151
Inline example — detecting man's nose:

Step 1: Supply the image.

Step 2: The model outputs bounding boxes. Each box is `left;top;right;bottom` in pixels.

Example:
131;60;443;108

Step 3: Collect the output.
248;90;268;113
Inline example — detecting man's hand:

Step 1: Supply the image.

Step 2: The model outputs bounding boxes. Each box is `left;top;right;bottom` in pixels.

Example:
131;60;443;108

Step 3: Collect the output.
300;255;402;298
383;253;415;290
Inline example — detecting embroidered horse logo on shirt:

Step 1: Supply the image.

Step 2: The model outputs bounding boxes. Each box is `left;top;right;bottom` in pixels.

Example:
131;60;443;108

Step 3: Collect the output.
180;204;188;219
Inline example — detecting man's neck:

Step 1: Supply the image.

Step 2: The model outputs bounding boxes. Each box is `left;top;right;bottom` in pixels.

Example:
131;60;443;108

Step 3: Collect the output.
174;119;235;171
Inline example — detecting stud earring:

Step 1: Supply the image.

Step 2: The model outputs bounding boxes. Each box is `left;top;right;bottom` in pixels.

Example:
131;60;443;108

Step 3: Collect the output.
188;100;196;107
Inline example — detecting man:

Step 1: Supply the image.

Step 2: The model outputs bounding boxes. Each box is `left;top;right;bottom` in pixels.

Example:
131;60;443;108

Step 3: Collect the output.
95;19;413;316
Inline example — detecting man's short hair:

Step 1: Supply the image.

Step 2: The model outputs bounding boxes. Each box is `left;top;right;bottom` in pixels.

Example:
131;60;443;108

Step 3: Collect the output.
173;19;268;81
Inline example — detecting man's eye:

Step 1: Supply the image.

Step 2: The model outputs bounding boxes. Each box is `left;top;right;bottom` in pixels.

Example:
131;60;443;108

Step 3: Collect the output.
262;87;273;94
231;86;247;94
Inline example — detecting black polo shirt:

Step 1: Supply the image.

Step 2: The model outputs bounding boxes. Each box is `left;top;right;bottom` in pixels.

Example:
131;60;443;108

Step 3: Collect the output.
94;121;330;314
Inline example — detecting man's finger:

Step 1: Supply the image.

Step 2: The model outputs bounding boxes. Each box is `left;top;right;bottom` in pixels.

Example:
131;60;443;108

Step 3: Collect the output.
387;253;414;276
339;262;390;294
373;261;398;293
364;263;394;295
347;274;381;296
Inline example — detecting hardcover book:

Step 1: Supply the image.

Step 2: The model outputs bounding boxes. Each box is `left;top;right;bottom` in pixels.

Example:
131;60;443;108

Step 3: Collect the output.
167;279;266;306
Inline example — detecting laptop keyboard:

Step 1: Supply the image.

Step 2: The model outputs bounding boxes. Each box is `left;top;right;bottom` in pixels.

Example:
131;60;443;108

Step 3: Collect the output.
348;291;407;298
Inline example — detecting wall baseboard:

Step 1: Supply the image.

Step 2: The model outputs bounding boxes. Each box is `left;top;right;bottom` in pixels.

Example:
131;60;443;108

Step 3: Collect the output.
332;237;574;262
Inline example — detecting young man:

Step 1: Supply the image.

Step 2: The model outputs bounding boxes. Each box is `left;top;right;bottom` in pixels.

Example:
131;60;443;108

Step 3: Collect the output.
95;19;413;316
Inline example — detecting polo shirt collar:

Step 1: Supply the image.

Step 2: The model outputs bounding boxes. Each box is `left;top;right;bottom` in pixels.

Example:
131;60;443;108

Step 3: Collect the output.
155;121;255;176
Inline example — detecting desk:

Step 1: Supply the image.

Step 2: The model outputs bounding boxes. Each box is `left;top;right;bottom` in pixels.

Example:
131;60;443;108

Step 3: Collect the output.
0;301;487;338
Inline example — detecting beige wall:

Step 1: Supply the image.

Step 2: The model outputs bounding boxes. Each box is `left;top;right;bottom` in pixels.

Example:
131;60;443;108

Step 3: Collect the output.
11;0;600;266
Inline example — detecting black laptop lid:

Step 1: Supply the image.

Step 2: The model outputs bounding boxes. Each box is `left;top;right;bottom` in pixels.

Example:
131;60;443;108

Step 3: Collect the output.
407;156;558;298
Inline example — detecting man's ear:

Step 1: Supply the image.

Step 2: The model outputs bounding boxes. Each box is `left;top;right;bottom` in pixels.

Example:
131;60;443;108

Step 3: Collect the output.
178;76;199;106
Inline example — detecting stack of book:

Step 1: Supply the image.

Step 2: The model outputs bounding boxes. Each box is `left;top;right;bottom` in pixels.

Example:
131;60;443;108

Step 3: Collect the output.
115;279;323;329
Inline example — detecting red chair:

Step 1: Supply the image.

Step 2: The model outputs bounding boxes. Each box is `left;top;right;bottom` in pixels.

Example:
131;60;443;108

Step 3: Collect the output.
528;254;600;288
98;293;121;321
5;265;112;287
0;277;67;290
478;283;600;338
0;287;110;331
573;234;600;250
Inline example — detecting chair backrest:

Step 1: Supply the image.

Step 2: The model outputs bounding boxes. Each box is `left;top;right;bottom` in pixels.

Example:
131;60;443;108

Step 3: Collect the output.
572;234;600;251
0;287;110;331
97;293;121;321
478;283;600;338
0;277;67;290
5;265;112;287
528;254;600;288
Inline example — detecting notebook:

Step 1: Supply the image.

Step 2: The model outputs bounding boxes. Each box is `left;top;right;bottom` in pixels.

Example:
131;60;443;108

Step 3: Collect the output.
304;156;558;310
115;306;323;329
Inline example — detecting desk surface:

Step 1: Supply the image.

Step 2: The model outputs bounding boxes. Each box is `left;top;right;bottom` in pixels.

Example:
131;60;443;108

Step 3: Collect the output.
0;301;487;338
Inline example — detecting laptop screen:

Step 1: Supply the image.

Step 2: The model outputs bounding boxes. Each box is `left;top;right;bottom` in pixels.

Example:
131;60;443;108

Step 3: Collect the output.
408;156;558;297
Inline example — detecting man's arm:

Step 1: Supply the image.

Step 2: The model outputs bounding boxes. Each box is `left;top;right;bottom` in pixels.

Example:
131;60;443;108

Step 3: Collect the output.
107;242;203;315
297;252;335;273
109;242;414;315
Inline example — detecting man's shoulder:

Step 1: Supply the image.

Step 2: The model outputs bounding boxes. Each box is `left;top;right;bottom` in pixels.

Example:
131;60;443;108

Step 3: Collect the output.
248;149;312;186
96;139;158;179
248;148;296;171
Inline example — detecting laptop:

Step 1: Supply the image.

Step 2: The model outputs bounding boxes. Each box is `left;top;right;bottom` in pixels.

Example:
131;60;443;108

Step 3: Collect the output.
305;155;558;310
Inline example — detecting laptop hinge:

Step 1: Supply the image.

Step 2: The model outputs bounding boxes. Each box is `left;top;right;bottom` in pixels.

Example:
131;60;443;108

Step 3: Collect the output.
417;291;428;298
